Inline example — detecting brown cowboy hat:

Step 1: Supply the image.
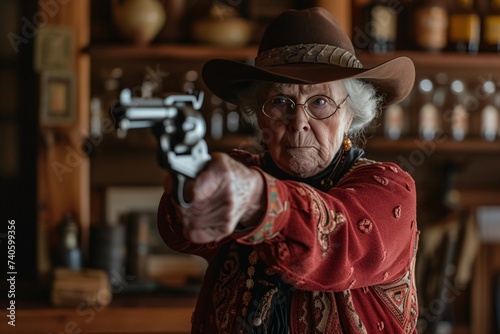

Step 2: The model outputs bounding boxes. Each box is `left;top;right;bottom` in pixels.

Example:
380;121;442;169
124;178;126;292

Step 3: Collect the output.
202;7;415;107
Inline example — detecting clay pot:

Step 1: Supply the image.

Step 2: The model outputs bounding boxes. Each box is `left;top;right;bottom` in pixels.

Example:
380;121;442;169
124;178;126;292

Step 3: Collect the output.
192;17;254;47
112;0;166;45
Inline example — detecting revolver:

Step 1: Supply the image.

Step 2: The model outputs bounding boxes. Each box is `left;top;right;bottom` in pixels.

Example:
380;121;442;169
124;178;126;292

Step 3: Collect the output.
111;88;211;207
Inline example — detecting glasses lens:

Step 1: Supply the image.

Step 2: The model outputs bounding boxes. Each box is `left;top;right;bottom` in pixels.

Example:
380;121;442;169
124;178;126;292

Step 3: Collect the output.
305;95;337;119
263;96;293;119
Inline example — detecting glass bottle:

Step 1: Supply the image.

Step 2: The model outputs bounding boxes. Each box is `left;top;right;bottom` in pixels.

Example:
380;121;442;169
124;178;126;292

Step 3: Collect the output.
384;90;412;140
90;97;103;139
447;0;481;53
384;103;405;140
481;0;500;52
479;81;499;140
210;94;224;140
53;213;82;270
418;78;440;140
415;0;449;52
432;73;449;111
447;79;470;141
362;0;399;54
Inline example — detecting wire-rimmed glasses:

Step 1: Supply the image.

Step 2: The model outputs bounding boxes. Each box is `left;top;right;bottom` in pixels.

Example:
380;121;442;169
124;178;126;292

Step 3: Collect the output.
261;94;349;120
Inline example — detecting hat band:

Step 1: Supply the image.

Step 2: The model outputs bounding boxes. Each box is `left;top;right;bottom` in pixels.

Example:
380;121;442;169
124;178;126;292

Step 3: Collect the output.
255;44;363;68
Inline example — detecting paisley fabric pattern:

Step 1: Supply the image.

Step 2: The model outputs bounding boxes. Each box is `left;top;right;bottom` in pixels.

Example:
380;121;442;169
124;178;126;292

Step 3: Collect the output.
294;290;342;334
298;184;346;258
212;244;245;333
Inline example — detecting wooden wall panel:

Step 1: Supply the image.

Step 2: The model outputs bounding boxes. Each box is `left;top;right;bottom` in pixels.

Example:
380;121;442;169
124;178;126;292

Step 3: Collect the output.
37;0;90;262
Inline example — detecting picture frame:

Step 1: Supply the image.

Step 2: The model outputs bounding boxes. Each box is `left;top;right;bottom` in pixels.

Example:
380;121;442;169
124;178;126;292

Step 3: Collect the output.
34;25;74;72
40;70;76;127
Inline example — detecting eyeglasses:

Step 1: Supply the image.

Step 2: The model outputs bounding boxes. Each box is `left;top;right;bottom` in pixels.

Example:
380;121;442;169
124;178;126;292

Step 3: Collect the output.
261;94;349;121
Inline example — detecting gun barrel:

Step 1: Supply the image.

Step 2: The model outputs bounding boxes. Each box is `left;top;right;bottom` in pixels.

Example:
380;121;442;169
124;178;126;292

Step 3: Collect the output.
119;119;156;130
125;107;178;120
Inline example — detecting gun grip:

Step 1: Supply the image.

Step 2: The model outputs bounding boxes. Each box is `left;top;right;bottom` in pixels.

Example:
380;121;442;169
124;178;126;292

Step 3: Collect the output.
173;174;192;208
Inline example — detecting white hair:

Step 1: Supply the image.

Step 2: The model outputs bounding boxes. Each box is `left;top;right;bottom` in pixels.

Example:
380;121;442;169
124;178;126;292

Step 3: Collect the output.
342;78;383;139
233;79;383;143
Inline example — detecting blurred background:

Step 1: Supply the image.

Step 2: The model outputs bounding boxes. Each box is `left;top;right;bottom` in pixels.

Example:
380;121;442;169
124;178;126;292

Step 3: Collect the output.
1;0;500;333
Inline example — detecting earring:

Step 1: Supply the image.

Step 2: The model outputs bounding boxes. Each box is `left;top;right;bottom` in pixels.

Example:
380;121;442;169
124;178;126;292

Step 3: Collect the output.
342;132;352;152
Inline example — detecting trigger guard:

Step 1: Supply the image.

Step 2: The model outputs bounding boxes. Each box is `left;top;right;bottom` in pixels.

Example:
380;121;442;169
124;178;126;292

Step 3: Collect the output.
175;174;192;208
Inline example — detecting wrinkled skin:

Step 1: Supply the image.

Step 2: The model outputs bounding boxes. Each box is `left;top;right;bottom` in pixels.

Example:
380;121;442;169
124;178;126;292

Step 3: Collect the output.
257;82;352;178
165;153;264;244
165;81;352;244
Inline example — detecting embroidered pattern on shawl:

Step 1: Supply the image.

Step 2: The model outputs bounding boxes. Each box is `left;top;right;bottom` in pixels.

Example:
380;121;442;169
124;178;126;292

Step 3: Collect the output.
371;231;419;333
294;290;342;334
293;290;370;334
298;184;346;257
245;176;285;244
212;244;244;333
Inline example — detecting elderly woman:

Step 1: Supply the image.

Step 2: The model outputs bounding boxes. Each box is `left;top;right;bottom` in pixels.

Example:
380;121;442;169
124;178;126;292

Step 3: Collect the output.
158;7;419;334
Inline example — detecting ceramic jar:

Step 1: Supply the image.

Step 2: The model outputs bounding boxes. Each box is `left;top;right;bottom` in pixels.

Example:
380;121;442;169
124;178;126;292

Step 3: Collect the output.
112;0;166;45
192;17;254;47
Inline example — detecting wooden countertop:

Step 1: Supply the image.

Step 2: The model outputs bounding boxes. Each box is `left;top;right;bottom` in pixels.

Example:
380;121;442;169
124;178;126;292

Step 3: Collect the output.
3;288;198;334
13;306;194;334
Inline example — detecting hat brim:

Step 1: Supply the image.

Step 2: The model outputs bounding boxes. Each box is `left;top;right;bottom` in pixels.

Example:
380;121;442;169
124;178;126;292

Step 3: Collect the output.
202;56;415;107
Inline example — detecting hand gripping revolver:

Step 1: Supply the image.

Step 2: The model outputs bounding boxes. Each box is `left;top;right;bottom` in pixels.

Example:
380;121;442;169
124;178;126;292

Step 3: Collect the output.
111;88;211;207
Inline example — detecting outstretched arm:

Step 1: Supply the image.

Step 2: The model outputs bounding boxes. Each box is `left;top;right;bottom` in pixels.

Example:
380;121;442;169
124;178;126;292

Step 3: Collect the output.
177;152;266;244
157;151;266;260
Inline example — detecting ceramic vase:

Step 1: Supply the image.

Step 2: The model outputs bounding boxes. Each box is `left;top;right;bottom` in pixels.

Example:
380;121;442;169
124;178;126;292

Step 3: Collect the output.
112;0;166;45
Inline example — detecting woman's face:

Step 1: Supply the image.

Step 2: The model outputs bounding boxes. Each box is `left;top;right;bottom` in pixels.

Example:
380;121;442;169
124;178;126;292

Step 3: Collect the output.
256;81;352;178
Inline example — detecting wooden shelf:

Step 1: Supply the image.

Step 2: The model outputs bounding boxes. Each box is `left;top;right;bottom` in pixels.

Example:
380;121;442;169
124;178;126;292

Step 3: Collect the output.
365;136;500;155
90;45;500;70
358;51;500;71
455;187;500;208
90;43;259;60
